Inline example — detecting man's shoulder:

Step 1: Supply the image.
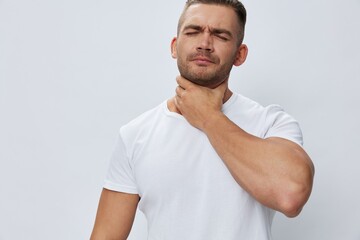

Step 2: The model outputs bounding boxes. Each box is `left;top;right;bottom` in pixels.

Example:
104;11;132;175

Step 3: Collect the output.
229;93;266;115
119;101;166;139
125;101;164;125
231;92;287;116
229;93;300;136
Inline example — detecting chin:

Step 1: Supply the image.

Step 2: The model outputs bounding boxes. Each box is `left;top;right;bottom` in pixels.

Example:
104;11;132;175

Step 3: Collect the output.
178;64;228;88
190;78;215;87
180;72;216;86
185;74;226;88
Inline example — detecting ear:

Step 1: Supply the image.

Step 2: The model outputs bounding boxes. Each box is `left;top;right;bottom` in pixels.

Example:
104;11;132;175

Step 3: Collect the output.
233;44;248;66
171;37;177;59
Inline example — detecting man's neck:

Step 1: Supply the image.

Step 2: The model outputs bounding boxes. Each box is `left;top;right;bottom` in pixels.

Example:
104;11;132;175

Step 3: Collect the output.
167;88;233;115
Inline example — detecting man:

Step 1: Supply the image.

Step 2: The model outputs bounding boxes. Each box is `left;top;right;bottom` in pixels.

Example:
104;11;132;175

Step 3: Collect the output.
91;0;314;239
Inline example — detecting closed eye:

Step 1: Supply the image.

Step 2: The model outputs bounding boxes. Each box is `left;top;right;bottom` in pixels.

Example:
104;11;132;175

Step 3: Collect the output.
185;31;199;35
212;29;232;41
182;24;203;36
215;34;229;41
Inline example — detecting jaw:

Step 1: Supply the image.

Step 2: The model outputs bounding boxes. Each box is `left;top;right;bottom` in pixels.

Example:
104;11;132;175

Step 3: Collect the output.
178;65;232;88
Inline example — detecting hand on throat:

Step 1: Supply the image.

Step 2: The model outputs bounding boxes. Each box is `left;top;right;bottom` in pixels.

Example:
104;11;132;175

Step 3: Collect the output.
167;76;233;115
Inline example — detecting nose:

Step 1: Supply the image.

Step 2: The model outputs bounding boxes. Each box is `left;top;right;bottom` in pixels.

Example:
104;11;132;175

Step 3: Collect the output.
197;32;213;53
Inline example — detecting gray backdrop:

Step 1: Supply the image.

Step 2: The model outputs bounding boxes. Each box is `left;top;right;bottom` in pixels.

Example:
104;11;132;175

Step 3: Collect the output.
1;0;359;239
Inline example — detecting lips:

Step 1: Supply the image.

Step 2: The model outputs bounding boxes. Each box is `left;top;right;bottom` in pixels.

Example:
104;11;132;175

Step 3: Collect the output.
190;54;216;66
186;52;219;67
193;56;213;63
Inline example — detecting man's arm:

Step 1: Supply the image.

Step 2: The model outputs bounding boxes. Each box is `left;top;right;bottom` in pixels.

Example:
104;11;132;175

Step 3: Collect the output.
174;76;314;217
90;188;139;240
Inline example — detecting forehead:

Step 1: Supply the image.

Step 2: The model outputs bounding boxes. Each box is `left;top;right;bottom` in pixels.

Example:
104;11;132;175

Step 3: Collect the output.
180;4;239;32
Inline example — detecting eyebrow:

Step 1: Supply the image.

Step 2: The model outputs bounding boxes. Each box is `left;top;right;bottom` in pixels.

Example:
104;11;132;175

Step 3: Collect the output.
183;24;203;32
182;24;233;39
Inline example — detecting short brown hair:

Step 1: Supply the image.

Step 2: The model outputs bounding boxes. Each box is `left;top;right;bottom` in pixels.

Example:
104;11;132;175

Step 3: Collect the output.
177;0;247;45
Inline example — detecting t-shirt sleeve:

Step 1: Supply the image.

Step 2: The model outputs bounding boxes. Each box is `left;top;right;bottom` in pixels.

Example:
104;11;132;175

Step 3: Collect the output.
264;105;303;146
103;131;139;194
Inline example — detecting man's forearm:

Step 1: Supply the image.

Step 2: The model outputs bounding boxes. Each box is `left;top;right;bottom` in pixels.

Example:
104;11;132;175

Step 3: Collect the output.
202;112;314;217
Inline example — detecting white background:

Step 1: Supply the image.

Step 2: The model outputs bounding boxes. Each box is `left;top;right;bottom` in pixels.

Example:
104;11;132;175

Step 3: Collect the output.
1;0;359;239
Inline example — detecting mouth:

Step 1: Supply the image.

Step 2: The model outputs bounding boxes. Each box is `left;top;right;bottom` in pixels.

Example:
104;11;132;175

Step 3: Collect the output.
191;56;214;66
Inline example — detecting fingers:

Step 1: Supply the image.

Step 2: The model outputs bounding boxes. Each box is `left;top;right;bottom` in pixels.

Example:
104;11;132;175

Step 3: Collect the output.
173;94;179;108
176;75;228;101
176;75;194;90
175;85;184;98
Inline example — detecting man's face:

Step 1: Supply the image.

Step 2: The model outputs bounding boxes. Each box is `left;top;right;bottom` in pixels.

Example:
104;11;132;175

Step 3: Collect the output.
172;4;245;88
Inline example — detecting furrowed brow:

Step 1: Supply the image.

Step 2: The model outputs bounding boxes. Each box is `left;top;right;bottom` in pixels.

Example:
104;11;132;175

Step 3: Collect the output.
182;24;203;32
182;24;234;39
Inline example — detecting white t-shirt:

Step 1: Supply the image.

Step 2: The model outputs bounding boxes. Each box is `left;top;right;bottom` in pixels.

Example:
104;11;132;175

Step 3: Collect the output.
104;93;303;240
